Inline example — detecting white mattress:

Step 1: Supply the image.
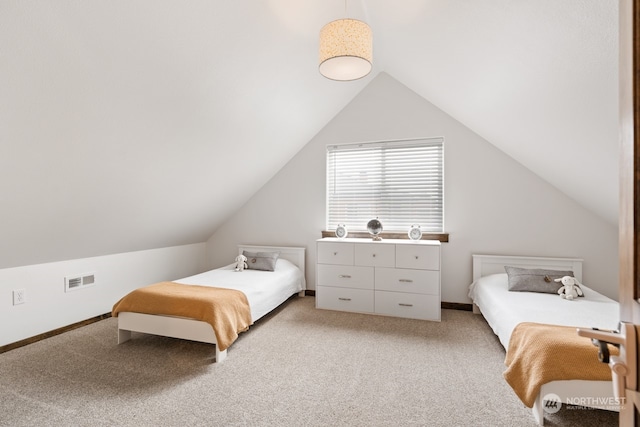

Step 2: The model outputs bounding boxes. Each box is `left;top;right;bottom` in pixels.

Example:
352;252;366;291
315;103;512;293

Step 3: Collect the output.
175;258;304;322
468;273;619;349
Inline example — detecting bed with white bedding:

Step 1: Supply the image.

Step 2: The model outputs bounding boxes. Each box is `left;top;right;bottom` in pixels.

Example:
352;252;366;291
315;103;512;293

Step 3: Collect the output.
113;245;305;363
468;254;620;425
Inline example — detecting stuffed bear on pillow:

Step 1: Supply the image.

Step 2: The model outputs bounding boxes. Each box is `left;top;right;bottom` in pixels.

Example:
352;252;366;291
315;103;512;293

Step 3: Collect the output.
554;276;584;300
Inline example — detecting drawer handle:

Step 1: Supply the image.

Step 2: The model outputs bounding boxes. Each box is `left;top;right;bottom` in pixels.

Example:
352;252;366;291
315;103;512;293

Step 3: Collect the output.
338;297;352;301
399;303;413;307
372;254;376;257
333;252;338;256
415;256;419;260
338;275;352;279
399;279;413;283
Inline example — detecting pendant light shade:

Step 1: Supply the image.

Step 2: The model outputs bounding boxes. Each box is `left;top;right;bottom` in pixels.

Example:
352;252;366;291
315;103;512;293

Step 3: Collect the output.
319;18;372;81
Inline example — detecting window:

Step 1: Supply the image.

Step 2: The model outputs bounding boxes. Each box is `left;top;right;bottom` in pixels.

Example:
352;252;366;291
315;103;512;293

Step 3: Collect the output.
326;138;444;233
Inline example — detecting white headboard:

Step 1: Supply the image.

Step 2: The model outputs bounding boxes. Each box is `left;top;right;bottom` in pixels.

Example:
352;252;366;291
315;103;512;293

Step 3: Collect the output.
472;254;583;283
238;245;306;279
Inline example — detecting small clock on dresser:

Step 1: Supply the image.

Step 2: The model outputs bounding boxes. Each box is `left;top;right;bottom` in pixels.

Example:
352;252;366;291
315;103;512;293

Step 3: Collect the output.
335;224;348;239
408;224;422;240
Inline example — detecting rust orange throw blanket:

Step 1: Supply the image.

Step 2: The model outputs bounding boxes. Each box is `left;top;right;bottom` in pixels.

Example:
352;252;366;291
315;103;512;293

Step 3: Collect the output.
503;322;617;407
112;282;252;351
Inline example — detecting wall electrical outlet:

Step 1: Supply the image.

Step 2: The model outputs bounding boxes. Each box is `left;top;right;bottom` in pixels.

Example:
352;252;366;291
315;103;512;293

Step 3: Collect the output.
13;289;26;305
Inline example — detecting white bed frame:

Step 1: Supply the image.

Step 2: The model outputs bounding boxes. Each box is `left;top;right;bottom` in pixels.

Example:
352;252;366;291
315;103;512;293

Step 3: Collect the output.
471;254;616;426
116;245;306;363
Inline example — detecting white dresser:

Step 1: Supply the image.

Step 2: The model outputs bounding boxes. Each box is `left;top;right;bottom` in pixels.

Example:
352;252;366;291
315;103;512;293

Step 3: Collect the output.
316;238;441;321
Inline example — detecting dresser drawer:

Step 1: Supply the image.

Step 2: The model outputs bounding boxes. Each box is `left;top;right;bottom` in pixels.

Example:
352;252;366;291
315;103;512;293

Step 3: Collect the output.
317;264;374;289
375;267;439;295
317;242;354;265
374;291;440;321
354;243;395;267
317;286;374;313
395;244;440;270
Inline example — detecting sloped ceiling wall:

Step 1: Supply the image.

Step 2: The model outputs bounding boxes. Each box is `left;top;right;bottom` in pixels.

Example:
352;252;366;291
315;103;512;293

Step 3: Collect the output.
373;0;619;225
207;72;619;302
0;1;618;269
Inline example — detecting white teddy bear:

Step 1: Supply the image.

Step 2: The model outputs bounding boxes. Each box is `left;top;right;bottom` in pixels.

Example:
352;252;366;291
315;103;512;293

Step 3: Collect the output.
554;276;584;300
234;254;248;272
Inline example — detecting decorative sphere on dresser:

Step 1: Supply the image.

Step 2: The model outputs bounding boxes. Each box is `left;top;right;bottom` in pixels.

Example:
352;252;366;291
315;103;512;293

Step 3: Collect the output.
367;218;383;241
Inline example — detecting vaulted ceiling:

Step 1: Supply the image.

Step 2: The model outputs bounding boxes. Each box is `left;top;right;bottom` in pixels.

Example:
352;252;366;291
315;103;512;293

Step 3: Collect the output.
0;1;618;269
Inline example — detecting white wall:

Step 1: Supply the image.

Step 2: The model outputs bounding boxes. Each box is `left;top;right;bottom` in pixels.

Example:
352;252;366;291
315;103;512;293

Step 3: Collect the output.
207;72;619;302
0;243;207;346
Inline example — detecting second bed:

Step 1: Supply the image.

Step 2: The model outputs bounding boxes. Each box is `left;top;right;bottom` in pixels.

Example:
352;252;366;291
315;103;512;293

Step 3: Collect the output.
468;254;619;425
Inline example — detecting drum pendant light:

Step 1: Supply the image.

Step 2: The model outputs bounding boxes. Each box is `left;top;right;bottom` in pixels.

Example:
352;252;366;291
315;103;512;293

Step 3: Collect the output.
319;16;372;81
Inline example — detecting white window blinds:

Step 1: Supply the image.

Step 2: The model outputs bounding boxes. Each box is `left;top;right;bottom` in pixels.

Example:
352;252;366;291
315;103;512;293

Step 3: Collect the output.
326;138;444;232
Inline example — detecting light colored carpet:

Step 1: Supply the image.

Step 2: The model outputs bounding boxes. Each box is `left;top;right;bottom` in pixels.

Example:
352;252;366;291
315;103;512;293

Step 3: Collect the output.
0;296;617;426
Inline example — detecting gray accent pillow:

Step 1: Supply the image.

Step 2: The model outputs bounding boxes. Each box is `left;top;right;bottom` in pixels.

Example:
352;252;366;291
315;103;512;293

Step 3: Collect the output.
504;266;575;294
243;251;279;271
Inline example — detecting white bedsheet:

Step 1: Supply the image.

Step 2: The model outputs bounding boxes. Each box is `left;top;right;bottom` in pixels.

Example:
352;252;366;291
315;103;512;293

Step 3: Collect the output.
468;273;619;349
175;259;304;322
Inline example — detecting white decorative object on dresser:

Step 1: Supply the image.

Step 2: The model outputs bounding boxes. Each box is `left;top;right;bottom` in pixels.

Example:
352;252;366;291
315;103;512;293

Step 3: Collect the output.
316;238;441;321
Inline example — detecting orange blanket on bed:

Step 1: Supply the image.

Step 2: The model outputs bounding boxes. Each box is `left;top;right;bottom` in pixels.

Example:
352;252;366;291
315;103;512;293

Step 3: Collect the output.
112;282;252;351
503;322;617;407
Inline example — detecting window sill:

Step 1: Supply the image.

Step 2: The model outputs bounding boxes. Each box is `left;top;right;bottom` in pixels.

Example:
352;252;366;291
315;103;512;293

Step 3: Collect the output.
320;230;449;242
